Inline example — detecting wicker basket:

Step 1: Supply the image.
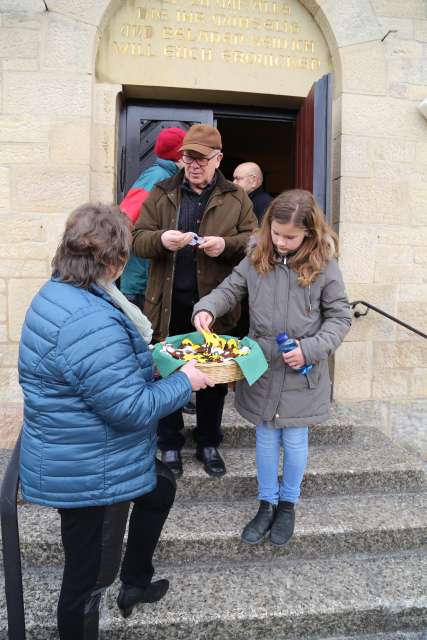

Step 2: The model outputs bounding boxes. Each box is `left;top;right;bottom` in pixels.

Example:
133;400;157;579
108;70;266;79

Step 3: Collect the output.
194;359;244;384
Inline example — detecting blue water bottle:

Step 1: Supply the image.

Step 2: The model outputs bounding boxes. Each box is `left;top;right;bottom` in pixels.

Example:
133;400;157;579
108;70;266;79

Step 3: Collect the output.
276;332;313;376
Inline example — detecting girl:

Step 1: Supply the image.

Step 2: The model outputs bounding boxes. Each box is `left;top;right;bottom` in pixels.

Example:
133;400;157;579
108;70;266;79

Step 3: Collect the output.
193;189;352;547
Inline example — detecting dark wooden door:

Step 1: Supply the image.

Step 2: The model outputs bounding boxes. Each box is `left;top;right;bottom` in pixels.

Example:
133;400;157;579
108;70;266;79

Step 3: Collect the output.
117;104;214;203
295;73;333;221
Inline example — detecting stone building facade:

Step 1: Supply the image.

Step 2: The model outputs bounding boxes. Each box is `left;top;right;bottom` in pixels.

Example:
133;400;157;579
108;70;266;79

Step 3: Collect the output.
0;0;426;456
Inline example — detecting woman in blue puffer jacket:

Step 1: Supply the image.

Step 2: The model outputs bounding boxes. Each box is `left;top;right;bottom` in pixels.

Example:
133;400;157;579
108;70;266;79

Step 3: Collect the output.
18;203;212;639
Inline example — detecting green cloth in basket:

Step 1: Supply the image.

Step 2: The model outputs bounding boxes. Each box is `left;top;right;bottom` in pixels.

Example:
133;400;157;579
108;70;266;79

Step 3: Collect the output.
151;332;268;386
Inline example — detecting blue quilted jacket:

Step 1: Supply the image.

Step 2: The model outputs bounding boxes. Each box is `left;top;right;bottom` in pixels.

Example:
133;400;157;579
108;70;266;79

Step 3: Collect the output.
18;279;192;509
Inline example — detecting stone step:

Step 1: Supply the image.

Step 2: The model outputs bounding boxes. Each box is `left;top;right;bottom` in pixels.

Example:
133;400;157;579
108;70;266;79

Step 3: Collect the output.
176;427;426;500
317;634;426;640
0;550;425;639
0;427;424;507
183;399;354;447
8;491;427;567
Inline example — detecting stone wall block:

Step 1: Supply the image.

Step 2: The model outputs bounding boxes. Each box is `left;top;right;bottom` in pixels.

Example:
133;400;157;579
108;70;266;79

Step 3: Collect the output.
378;17;414;40
341;94;426;140
316;0;382;50
93;83;122;126
339;223;377;284
374;341;427;369
375;245;414;266
415;247;427;264
90;171;116;204
0;242;49;260
339;135;371;178
410;369;427;398
0;1;45;12
0;216;46;243
371;0;426;19
396;301;427;338
372;368;410;400
386;39;427;86
49;119;91;165
408;181;427;226
389;82;427;101
41;13;96;73
0;292;6;323
3;72;92;117
339;41;387;95
8;278;46;342
0;27;40;58
0;369;22;403
12;165;90;213
0;259;48;278
414;19;427;41
340;177;408;225
333;341;373;400
45;0;110;27
0;344;19;367
0;116;49;143
398;283;427;302
0;142;49;164
374;263;425;285
91;123;116;172
0;167;11;213
3;59;39;71
376;226;427;247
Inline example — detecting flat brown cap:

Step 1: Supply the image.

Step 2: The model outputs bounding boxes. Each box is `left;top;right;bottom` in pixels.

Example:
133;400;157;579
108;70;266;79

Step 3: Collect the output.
180;124;222;157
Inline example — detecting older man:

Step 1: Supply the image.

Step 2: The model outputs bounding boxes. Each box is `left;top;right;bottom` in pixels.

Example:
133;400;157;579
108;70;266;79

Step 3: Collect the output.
233;161;273;223
133;124;257;478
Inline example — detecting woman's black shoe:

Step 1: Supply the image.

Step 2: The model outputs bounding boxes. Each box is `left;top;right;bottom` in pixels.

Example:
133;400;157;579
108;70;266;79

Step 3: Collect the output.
270;501;295;546
117;579;169;618
241;500;276;544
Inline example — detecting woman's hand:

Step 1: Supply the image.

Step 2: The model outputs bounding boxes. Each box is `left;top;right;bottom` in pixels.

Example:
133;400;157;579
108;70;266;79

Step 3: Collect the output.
193;311;214;333
181;359;214;391
282;343;306;369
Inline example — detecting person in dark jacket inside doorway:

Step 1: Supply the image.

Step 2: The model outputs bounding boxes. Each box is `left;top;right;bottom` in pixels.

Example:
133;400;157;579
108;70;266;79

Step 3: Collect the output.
18;203;212;640
133;124;257;478
233;161;273;223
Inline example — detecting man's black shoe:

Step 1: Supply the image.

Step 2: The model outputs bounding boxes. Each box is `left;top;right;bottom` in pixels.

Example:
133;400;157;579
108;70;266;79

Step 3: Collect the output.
195;446;226;477
270;501;295;546
161;450;183;478
182;400;196;415
117;579;169;618
241;500;276;544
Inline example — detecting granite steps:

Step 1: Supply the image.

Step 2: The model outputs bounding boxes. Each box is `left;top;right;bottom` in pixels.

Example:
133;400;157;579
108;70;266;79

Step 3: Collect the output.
0;549;425;640
0;406;426;638
6;490;427;568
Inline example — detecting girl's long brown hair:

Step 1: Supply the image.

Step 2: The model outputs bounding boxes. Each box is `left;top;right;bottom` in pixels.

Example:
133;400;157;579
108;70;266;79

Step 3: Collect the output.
251;189;338;286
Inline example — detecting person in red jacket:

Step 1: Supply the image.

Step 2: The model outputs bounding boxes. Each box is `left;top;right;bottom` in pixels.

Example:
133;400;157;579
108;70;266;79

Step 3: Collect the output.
119;127;186;313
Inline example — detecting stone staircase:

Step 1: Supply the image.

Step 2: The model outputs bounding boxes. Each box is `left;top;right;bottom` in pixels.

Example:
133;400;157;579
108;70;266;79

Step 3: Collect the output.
0;398;426;639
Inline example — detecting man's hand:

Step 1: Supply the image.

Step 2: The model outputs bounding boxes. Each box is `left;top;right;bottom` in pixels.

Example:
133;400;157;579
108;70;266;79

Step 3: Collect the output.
161;230;194;251
282;342;306;369
199;236;225;257
193;311;214;333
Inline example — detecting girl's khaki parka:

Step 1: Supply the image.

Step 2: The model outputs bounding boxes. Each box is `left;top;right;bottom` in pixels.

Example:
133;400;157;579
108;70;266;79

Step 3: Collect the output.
193;251;352;428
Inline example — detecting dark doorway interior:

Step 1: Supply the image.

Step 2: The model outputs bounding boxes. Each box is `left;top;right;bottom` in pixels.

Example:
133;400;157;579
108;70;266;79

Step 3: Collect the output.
216;116;296;197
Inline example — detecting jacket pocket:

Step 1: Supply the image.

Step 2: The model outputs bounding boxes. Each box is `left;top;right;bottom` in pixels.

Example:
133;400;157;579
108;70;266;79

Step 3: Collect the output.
284;364;320;391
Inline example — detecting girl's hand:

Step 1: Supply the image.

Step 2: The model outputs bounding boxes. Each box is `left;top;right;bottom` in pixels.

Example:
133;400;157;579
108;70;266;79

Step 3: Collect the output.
282;343;306;369
194;311;214;333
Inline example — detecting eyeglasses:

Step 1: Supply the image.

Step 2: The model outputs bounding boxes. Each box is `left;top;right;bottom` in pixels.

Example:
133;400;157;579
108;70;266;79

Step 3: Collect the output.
182;153;219;167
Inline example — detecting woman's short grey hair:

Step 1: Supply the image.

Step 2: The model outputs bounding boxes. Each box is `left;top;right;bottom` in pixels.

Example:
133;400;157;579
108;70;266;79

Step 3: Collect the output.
52;203;132;288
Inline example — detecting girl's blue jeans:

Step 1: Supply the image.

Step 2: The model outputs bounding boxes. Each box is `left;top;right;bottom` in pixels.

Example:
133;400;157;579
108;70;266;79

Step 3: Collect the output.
256;423;308;504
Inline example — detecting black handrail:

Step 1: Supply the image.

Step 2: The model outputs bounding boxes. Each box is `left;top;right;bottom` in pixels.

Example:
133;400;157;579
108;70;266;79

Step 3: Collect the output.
0;431;26;639
350;300;427;340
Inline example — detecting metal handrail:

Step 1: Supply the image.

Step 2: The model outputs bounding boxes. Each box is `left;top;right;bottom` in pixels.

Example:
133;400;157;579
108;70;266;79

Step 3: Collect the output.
0;431;26;639
350;300;427;340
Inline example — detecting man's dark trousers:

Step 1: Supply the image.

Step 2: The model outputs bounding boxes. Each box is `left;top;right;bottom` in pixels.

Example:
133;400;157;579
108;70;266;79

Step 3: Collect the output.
157;295;227;452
